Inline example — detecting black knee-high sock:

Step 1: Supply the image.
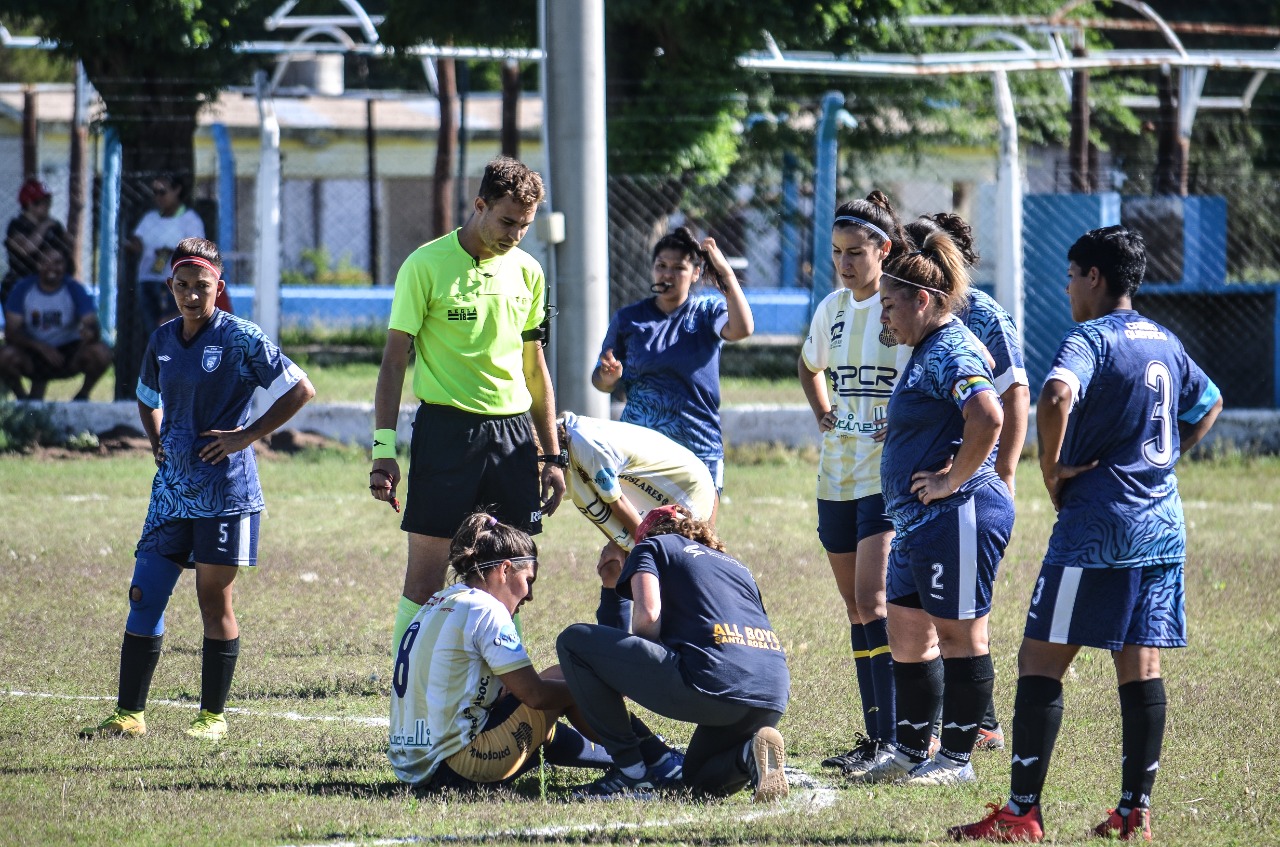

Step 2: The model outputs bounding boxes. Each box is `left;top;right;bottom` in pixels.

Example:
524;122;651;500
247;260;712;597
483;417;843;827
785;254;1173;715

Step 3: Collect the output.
982;691;1000;731
1009;675;1064;813
849;623;877;737
629;714;672;766
864;617;896;742
940;655;995;765
1118;678;1166;813
893;657;943;762
200;637;240;714
542;721;614;768
118;633;164;712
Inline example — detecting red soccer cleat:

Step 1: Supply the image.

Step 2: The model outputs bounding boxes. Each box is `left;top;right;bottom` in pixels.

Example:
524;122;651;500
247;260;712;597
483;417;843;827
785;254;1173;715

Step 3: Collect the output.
949;803;1045;843
1092;808;1152;841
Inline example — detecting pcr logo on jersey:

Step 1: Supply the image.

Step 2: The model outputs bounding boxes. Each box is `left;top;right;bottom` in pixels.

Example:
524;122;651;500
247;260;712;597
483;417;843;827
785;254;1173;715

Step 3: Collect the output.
202;346;223;373
906;363;923;387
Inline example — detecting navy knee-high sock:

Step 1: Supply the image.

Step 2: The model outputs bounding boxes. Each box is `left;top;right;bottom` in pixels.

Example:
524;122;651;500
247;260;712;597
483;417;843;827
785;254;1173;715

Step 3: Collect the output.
939;655;994;765
849;623;877;737
118;633;163;712
199;637;239;714
864;617;896;742
542;721;614;769
1009;675;1064;813
596;587;632;631
893;657;943;762
1118;678;1166;814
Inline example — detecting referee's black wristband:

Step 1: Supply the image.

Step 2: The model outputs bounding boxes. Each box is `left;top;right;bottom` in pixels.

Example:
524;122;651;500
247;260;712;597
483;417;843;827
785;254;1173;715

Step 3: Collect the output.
538;452;569;468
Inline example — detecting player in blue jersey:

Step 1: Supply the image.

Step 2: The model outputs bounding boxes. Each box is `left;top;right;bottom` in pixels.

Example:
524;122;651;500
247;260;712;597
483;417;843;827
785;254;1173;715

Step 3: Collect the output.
856;228;1014;787
951;226;1222;843
557;504;790;802
80;237;315;742
798;192;911;777
905;212;1031;753
592;227;753;490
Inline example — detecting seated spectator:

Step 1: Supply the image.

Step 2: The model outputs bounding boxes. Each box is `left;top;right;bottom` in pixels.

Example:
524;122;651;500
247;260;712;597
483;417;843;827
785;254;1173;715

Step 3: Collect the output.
0;245;111;400
557;411;717;629
3;178;72;308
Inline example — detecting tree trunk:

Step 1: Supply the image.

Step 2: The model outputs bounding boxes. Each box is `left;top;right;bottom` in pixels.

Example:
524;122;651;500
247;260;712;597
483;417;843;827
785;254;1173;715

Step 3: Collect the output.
501;60;521;159
433;58;457;238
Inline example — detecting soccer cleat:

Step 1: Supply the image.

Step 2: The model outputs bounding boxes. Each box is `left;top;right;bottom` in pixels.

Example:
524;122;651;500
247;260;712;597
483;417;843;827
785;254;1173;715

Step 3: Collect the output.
822;732;877;770
852;747;914;783
1092;807;1152;841
975;725;1006;751
79;707;146;739
185;709;228;741
746;726;788;803
569;767;657;800
949;802;1045;843
647;749;685;789
900;757;977;786
839;739;887;778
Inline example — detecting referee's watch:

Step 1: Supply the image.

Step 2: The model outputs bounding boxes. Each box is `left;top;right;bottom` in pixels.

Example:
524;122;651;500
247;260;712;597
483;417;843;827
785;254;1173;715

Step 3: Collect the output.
538;451;569;468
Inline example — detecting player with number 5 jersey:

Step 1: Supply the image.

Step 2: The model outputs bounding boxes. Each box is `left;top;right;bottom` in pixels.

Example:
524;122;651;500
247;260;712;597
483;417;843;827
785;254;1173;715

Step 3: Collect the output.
80;238;314;744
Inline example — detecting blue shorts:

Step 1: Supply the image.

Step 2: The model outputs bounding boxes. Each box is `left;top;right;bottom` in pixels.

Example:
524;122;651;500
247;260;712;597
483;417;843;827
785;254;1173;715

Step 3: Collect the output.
817;494;893;554
1023;562;1187;650
137;510;261;567
886;483;1013;620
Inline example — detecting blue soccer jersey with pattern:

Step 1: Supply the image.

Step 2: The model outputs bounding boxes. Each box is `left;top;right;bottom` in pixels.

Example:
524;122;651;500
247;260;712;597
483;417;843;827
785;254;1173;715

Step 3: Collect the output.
137;311;306;518
960;289;1027;394
881;320;1001;538
1042;309;1220;569
600;294;729;462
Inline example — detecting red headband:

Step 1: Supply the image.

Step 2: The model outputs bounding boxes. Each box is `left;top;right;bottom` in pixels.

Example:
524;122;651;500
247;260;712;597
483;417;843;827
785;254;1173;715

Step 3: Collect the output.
635;505;682;543
170;256;221;277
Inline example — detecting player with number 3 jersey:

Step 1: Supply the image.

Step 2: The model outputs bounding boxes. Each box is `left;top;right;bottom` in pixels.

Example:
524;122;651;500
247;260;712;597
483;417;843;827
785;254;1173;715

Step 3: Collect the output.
951;226;1222;843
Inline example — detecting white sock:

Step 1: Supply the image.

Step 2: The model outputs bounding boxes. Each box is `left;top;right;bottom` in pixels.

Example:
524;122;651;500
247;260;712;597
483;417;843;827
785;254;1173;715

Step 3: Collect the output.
620;761;646;780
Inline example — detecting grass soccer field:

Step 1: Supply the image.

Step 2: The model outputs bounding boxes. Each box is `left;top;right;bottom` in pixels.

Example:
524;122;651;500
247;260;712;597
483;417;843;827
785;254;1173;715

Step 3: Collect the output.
1;446;1277;846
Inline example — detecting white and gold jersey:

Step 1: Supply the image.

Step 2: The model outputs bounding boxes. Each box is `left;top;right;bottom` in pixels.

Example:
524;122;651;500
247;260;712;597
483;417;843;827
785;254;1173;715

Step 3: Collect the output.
801;288;912;501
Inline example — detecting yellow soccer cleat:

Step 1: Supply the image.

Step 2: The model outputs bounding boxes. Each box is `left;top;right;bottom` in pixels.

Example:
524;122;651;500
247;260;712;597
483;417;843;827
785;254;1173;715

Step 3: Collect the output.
79;707;147;739
185;709;228;741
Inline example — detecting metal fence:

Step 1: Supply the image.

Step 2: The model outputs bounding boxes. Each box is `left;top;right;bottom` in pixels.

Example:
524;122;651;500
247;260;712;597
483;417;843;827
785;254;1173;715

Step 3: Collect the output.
3;114;1277;408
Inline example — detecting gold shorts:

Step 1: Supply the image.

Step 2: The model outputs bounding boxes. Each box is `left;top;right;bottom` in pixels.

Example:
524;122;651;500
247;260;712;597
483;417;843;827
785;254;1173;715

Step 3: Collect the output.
444;696;552;783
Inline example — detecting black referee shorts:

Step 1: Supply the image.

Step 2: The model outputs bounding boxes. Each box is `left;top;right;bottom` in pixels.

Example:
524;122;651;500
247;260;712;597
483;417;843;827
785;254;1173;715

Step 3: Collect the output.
402;402;543;539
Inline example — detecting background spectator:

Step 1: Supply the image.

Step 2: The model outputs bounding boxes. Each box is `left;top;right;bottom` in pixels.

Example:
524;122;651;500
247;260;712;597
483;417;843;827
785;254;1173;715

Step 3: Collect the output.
3;178;72;308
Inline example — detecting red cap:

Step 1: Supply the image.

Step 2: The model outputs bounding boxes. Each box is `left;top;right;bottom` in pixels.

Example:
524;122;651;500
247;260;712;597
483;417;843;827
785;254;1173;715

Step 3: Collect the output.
635;505;682;543
18;178;51;208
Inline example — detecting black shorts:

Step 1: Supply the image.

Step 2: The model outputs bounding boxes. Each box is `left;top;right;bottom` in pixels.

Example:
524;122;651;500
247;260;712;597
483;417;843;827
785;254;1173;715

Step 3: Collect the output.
402;403;542;538
816;494;893;554
28;341;87;380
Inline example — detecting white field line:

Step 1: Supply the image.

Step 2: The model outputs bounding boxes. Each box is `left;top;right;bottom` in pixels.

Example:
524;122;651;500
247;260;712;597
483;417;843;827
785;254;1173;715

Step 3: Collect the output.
2;689;389;726
281;779;839;847
7;688;837;846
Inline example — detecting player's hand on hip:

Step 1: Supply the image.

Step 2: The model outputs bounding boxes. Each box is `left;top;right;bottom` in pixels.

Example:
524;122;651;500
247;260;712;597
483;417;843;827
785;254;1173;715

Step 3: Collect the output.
370;459;401;512
198;427;250;464
1041;459;1097;511
540;464;565;516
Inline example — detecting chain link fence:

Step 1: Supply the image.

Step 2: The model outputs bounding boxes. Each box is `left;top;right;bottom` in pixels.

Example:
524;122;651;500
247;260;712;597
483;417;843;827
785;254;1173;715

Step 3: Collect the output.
3;94;1277;407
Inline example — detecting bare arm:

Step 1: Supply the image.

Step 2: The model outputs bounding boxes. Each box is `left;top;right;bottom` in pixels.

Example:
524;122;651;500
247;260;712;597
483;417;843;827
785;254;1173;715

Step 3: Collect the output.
910;388;1003;505
704;237;754;342
498;665;574;712
198;377;315;464
798;355;836;432
994;383;1030;495
1179;394;1223;454
524;341;565;516
629;572;662;641
138;401;164;466
370;329;413;507
1037;378;1097;511
591;347;622;394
